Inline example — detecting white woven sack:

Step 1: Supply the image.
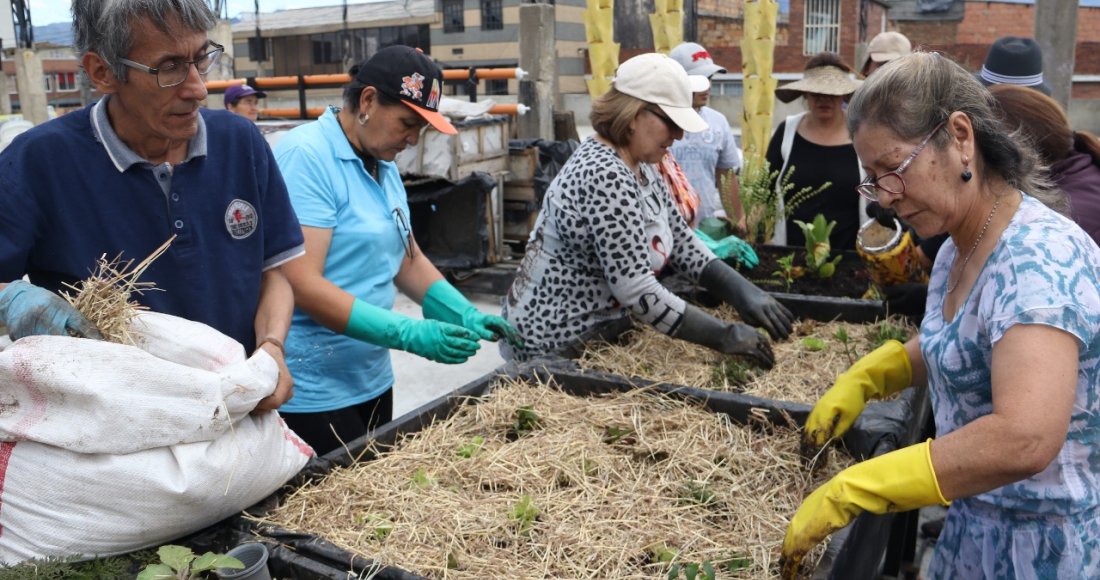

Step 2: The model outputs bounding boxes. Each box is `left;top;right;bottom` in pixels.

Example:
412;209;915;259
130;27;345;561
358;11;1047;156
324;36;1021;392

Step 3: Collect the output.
0;312;313;564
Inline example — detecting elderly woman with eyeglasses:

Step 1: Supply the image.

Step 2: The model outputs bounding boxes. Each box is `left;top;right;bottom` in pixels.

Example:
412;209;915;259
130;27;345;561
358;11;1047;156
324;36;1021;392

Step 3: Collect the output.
501;53;793;365
273;46;520;455
781;51;1100;579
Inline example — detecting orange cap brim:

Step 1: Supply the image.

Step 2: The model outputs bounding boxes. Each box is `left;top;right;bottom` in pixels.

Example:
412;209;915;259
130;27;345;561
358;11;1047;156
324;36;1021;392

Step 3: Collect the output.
401;100;457;135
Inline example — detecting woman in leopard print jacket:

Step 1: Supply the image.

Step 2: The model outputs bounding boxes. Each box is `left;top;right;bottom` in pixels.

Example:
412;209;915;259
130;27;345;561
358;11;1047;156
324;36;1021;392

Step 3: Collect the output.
502;53;793;363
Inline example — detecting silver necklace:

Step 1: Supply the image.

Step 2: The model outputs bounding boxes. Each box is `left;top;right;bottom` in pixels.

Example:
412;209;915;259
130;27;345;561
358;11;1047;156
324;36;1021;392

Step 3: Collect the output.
946;197;1002;294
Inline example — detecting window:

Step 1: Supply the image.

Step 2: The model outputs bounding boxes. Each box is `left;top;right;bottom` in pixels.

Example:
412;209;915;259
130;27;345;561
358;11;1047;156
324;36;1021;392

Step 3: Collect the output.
272;26;430;76
311;32;341;65
486;78;508;95
803;0;840;55
480;0;502;30
54;72;78;92
443;0;465;33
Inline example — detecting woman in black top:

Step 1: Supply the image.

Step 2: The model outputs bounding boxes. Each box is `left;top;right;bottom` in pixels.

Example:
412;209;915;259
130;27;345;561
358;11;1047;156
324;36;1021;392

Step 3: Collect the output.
767;52;864;249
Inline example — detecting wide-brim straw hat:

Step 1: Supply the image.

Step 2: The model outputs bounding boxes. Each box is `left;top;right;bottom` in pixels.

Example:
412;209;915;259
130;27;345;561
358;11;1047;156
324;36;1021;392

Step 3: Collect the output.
775;66;863;103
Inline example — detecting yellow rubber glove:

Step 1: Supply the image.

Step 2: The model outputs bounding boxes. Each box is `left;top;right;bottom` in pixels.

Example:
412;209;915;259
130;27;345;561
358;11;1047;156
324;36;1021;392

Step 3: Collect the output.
780;440;949;579
803;340;912;450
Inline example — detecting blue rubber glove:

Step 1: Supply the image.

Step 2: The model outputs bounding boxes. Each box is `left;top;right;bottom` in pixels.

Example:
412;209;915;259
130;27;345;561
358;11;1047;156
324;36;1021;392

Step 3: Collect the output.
0;280;102;340
345;298;480;364
695;229;759;269
421;280;524;348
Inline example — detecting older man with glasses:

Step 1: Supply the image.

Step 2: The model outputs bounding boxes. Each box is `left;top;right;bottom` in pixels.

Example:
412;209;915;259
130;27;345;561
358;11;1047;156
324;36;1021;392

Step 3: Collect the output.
0;0;304;411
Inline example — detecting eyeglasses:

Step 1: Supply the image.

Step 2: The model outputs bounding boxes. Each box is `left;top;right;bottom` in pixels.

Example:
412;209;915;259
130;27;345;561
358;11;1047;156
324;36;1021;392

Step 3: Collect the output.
392;207;414;260
118;42;224;88
856;121;946;202
644;107;679;132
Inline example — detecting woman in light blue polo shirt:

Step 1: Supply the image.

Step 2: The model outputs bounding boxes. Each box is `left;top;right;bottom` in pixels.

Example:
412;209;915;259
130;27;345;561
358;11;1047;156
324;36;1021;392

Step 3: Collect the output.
274;46;520;455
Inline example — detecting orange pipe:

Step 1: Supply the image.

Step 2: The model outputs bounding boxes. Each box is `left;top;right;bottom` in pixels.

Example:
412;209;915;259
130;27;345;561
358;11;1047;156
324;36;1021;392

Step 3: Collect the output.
208;68;523;92
260;103;523;120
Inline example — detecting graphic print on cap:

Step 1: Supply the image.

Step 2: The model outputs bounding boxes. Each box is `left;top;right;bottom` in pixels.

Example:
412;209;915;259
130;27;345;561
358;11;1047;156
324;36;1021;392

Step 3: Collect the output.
401;72;426;103
426;78;441;110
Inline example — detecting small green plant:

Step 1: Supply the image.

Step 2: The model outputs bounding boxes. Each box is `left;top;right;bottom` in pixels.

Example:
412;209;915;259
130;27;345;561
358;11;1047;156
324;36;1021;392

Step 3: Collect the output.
668;560;717;580
602;425;635;445
738;154;831;245
512;406;540;437
456;435;486;458
137;545;243;580
510;494;539;535
800;336;827;351
794;213;844;278
356;513;395;540
771;252;800;291
723;553;753;572
410;467;435;489
870;318;911;350
681;480;717;507
835;325;856;366
710;358;758;387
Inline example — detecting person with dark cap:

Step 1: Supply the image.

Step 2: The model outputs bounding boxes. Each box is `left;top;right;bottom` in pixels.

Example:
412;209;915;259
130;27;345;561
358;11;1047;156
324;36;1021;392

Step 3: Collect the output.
224;84;267;122
978;36;1051;95
273;45;521;454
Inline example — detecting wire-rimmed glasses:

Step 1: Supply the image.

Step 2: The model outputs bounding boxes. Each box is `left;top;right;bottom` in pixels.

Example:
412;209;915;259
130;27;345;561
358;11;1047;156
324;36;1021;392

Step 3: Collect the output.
118;42;224;88
856;121;946;202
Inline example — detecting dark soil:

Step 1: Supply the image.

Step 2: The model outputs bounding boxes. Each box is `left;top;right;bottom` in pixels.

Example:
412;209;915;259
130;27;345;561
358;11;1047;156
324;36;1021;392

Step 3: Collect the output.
733;245;876;299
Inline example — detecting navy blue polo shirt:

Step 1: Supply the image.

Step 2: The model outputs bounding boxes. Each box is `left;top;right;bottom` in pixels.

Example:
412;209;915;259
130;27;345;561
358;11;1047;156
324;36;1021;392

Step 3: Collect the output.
0;97;305;349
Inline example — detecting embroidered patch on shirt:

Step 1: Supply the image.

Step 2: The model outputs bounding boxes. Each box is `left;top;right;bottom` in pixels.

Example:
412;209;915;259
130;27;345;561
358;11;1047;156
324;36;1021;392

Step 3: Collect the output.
225;199;258;239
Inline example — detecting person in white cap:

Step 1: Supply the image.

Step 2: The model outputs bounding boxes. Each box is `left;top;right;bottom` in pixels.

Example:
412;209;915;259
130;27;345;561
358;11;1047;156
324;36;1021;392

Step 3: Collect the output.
501;53;792;365
667;42;746;233
860;31;911;77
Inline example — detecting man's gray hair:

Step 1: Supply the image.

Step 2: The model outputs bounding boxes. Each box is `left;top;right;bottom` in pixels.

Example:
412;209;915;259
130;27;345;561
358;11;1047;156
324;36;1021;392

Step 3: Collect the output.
73;0;216;83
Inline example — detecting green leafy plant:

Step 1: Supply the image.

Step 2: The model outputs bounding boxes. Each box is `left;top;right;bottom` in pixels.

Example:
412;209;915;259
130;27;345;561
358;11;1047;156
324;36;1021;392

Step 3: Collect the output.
771;252;801;291
738;154;831;245
410;467;435;489
356;513;395;540
456;435;486;458
681;480;717;507
137;545;243;580
800;336;827;351
602;425;635;445
709;358;758;387
510;494;539;535
512;406;540;436
668;560;718;580
794;213;844;278
1;549;159;580
835;325;856;366
870;318;911;350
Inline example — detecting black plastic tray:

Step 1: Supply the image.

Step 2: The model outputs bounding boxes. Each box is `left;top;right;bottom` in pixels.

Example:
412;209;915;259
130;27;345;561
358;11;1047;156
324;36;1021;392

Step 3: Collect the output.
240;363;925;580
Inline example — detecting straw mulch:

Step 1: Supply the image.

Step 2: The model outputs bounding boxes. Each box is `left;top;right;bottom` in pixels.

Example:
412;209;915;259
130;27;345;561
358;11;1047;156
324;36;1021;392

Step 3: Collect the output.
61;236;173;344
256;377;853;579
579;306;916;404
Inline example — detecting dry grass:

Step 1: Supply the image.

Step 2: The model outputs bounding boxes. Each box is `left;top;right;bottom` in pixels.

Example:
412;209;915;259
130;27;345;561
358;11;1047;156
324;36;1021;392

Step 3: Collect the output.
255;377;852;579
61;236;173;344
579;306;916;404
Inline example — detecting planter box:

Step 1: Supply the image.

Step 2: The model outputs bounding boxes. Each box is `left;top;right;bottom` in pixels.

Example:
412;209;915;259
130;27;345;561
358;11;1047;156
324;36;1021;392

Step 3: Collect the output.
241;363;926;580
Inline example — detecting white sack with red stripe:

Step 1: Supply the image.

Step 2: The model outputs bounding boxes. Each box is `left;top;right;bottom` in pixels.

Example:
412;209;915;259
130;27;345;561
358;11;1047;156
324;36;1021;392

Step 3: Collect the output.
0;311;313;564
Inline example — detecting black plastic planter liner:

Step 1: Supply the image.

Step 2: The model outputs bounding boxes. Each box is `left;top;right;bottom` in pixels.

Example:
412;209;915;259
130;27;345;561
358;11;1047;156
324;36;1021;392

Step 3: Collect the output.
242;363;926;580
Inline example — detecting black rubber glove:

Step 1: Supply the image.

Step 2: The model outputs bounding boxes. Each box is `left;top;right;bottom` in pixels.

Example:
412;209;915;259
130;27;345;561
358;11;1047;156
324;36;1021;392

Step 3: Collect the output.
698;259;794;340
672;304;775;369
883;283;928;319
865;201;898;228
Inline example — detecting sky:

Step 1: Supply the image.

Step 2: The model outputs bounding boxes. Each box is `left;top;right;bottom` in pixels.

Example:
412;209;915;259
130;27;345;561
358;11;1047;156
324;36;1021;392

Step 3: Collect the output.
27;0;359;26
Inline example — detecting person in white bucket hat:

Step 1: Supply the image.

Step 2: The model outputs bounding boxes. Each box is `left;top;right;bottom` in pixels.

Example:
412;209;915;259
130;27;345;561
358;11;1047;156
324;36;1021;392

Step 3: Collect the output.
500;52;793;365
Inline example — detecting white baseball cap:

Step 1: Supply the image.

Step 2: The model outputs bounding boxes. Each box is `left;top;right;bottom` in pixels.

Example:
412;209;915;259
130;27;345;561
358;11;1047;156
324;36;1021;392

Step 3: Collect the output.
689;75;711;93
613;53;708;133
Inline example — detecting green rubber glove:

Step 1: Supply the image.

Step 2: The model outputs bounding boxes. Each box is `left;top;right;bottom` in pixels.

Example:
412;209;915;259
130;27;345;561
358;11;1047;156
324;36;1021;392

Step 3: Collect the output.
695;229;759;269
803;340;913;450
421;280;524;348
780;440;949;579
345;299;480;364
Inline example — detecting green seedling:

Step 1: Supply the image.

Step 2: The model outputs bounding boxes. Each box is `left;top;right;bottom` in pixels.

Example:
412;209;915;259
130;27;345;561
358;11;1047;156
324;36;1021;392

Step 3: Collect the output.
723;553;753;572
456;435;486;458
513;406;540;436
510;494;539;535
794;213;844;279
800;336;827;351
410;467;435;489
137;545;243;580
772;252;800;292
738;158;831;245
649;543;679;565
681;480;717;507
602;425;635;445
356;513;394;540
835;325;856;366
871;318;911;350
710;358;757;388
668;560;717;580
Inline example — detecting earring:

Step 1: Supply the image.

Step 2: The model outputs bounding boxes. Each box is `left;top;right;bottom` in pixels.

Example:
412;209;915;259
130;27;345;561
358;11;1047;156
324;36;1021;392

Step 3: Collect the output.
961;155;972;182
357;112;369;126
